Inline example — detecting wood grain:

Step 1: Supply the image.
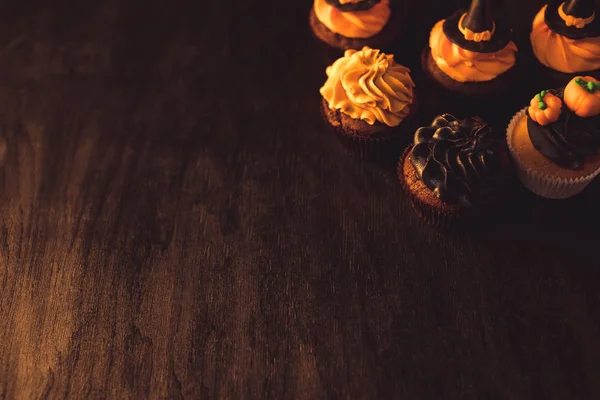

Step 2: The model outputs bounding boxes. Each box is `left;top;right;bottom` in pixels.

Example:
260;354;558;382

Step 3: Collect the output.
1;0;600;398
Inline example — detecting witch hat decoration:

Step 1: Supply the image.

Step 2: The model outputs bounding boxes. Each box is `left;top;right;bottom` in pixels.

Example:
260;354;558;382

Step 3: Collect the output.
544;0;600;39
324;0;381;12
442;0;511;53
462;0;494;34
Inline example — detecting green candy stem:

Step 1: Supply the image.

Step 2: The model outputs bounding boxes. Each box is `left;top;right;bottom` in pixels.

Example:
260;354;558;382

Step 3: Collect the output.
587;81;594;92
575;77;600;93
537;90;548;110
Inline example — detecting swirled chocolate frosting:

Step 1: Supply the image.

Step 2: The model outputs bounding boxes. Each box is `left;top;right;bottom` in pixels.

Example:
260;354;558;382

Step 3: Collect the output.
527;89;600;170
409;114;506;207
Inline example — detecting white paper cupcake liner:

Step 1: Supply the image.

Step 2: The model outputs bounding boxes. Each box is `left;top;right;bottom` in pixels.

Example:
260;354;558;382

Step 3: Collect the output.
506;108;600;199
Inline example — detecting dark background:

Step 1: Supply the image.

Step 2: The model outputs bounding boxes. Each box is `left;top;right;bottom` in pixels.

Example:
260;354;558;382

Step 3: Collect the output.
1;0;600;398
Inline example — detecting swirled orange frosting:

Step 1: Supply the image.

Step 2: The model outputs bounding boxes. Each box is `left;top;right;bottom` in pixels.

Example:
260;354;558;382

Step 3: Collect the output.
531;5;600;73
429;20;518;82
320;47;415;126
313;0;390;39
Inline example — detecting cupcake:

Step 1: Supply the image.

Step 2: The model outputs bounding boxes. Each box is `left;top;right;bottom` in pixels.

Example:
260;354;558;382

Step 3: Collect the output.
398;113;511;227
320;46;417;160
530;0;600;86
421;0;518;96
506;76;600;198
309;0;400;51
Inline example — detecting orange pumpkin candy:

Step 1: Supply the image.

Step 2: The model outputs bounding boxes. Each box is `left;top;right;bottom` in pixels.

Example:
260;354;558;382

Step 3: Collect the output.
564;76;600;118
528;91;562;126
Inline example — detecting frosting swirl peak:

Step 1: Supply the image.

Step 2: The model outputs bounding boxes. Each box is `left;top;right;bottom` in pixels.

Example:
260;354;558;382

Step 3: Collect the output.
409;114;506;206
320;47;415;126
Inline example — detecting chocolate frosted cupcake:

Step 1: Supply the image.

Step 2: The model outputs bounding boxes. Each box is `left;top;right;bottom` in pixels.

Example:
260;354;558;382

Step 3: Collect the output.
320;46;417;160
421;0;518;96
530;0;600;86
309;0;400;51
507;76;600;198
398;113;511;227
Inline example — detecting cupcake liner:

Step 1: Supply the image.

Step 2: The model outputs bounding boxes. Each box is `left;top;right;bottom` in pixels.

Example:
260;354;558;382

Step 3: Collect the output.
397;146;461;228
321;98;418;161
333;127;404;161
506;108;600;199
410;197;459;229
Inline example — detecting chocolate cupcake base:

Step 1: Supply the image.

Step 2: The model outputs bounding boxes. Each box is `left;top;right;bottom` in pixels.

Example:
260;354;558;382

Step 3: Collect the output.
397;146;462;228
321;98;417;161
420;48;523;123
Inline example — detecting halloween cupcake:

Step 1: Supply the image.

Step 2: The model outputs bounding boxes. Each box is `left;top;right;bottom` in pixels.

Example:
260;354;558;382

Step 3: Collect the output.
309;0;400;51
530;0;600;85
320;46;416;160
398;113;511;227
507;76;600;198
421;0;518;96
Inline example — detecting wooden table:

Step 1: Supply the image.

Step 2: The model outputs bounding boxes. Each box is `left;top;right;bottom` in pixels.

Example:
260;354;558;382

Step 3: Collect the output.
2;0;600;398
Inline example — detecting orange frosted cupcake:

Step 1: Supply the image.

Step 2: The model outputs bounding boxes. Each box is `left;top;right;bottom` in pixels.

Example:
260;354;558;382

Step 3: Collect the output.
421;0;518;96
530;0;600;85
507;76;600;198
309;0;401;51
320;46;417;160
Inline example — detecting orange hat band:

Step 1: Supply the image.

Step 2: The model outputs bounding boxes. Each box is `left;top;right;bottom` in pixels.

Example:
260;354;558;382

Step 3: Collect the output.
558;2;595;29
458;12;495;42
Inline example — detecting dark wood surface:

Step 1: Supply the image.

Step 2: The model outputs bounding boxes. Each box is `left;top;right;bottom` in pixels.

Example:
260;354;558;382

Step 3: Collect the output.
2;0;600;398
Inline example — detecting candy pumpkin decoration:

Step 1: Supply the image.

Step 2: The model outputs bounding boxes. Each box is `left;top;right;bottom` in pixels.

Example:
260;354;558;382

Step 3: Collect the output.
564;76;600;118
528;90;562;126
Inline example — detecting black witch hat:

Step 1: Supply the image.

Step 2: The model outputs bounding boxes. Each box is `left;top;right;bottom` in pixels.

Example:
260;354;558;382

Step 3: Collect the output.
443;0;511;53
544;0;600;39
325;0;381;12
